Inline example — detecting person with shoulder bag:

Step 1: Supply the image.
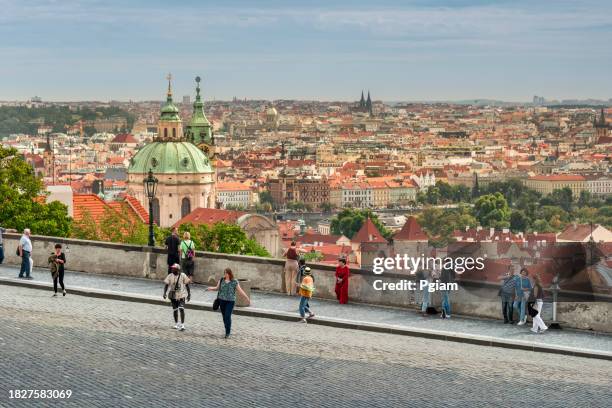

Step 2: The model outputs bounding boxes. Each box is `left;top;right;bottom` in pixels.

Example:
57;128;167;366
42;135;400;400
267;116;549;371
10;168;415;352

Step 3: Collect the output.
499;269;516;324
530;274;548;334
180;232;196;278
207;268;250;338
163;264;191;331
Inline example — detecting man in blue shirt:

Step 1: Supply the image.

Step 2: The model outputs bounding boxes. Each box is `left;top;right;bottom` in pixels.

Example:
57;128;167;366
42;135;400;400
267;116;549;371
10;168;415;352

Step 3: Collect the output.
18;228;33;279
513;268;532;325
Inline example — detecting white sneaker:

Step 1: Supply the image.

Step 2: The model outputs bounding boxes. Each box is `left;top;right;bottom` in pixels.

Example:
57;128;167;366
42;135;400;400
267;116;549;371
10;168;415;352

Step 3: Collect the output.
298;318;307;324
530;328;539;333
179;324;185;331
173;323;180;329
517;320;525;326
541;326;548;332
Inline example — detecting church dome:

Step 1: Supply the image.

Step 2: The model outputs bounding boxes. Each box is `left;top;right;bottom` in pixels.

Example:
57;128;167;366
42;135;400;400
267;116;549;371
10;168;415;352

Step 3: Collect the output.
128;141;213;174
266;107;278;117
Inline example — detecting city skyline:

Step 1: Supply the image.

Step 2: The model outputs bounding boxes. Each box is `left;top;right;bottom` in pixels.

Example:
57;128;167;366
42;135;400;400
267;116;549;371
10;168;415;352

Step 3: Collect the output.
1;0;612;102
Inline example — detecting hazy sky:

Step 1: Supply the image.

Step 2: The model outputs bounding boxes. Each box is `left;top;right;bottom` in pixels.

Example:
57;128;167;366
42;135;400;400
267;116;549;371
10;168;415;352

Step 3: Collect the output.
1;0;611;102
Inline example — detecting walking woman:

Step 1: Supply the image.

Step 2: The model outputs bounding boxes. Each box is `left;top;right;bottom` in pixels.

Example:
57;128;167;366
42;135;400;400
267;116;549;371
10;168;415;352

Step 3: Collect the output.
282;241;299;295
334;258;350;304
48;243;66;297
530;274;548;334
207;268;250;338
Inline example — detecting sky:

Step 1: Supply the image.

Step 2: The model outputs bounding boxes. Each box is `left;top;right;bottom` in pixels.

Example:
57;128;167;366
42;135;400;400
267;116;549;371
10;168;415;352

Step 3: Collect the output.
1;0;611;102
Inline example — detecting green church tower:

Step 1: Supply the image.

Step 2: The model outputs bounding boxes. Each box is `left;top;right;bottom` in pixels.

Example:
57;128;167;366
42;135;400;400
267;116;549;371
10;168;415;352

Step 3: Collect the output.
185;76;213;155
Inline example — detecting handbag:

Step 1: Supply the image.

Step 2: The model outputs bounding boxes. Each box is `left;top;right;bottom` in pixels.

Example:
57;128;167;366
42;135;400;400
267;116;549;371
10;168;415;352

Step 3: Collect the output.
212;278;222;311
527;302;538;318
168;273;181;300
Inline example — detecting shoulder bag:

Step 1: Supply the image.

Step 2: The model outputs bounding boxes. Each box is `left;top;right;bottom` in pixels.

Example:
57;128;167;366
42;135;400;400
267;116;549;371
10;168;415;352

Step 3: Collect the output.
212;278;222;311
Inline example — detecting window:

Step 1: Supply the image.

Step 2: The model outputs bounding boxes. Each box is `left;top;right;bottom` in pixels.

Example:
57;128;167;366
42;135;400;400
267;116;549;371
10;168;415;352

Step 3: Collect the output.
164;128;168;139
181;197;191;218
152;198;160;225
172;128;176;139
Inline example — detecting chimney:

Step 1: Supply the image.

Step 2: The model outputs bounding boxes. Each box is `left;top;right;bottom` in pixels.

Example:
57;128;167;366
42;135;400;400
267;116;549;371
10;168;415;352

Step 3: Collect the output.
572;222;577;231
490;227;495;237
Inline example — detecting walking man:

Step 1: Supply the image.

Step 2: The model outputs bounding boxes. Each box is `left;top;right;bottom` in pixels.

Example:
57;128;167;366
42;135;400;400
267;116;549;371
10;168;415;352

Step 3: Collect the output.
18;228;33;279
162;264;191;331
164;227;181;275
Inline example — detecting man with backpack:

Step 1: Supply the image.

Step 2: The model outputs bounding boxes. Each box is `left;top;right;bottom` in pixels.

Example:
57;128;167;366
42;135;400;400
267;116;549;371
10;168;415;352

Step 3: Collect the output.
163;263;191;331
499;269;516;324
180;231;196;279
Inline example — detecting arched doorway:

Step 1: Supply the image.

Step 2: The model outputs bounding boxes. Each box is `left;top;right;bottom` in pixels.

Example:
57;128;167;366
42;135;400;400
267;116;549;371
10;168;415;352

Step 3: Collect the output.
181;197;191;218
152;198;161;225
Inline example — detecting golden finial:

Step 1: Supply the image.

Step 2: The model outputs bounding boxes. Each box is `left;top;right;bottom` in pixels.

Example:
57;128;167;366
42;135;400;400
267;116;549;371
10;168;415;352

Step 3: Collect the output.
166;72;173;97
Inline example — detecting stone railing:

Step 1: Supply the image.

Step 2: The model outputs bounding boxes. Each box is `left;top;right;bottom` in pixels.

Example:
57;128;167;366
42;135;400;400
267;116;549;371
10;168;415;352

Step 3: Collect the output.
2;233;610;332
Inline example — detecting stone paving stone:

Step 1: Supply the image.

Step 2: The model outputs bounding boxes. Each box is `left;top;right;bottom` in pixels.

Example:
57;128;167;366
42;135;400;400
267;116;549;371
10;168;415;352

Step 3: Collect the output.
0;265;610;355
0;286;611;407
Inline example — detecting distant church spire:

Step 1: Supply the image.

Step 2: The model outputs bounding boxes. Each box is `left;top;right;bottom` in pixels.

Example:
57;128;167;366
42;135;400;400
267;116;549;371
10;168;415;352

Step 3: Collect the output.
166;73;173;101
366;90;372;115
359;90;365;108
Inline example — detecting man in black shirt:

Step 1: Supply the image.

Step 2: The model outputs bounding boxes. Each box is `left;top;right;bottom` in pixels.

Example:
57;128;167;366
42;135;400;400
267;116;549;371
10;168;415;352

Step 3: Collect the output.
164;227;181;275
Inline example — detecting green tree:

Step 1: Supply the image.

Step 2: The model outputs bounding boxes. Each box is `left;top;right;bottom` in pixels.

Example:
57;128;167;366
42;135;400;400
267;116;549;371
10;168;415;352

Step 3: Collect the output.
0;146;71;236
70;208;100;241
303;250;324;262
320;202;335;213
330;208;391;239
472;193;511;228
417;205;477;247
509;210;529;232
176;222;270;257
547;187;574;212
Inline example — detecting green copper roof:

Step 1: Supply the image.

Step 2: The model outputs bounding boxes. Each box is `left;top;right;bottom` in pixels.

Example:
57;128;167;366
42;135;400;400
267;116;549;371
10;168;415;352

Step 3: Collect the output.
160;75;181;122
185;76;212;145
128;141;213;174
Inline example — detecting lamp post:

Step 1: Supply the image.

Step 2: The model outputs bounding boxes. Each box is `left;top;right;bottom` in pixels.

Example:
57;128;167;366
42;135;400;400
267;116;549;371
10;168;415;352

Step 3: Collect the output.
144;169;158;247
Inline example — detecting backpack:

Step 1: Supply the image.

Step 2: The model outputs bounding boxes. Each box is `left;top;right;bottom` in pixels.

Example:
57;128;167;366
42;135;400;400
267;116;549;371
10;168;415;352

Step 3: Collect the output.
184;241;195;260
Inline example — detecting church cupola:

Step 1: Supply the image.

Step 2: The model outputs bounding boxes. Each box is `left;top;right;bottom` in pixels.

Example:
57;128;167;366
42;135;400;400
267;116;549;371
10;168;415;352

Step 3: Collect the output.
158;73;183;141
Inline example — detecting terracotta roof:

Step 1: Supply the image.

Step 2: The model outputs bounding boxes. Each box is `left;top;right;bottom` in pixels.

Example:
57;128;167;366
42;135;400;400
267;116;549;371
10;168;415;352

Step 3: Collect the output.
73;194;110;222
529;174;585;181
352;218;387;244
111;133;138;144
394;216;428;241
297;232;344;245
557;224;599;241
172;208;246;228
125;195;149;223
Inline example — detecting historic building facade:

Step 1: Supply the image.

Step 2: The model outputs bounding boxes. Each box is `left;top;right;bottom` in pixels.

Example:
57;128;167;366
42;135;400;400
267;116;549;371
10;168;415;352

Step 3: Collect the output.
127;75;215;227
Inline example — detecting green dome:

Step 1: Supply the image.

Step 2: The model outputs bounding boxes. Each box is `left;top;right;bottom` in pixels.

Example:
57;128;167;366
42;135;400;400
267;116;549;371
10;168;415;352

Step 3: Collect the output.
160;100;181;122
128;141;213;174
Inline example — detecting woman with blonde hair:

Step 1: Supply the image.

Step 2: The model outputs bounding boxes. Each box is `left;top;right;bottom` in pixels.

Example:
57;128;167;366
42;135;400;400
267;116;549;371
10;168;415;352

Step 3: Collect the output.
180;231;196;278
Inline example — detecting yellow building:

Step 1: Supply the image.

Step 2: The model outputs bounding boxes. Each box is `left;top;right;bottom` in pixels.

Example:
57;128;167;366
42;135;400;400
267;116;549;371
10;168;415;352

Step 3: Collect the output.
523;175;586;197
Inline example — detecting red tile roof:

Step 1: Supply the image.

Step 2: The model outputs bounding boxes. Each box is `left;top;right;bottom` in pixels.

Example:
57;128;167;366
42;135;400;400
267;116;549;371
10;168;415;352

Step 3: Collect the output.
172;208;246;228
394;216;428;241
111;133;138;144
352;218;387;244
125;195;149;223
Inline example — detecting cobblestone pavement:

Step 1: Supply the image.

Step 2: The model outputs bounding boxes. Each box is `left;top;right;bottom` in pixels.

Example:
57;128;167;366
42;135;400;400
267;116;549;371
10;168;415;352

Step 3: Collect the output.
0;286;611;407
1;265;610;355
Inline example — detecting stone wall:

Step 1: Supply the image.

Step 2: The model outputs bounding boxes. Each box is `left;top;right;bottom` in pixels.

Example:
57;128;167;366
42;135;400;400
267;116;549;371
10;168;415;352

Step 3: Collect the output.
2;233;610;332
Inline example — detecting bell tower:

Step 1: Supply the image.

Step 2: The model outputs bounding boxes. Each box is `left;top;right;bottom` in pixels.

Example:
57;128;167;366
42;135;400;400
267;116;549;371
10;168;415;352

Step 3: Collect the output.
158;73;183;141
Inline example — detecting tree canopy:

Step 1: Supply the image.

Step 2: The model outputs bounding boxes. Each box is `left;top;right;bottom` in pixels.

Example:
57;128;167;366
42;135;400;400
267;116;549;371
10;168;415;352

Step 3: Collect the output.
330;208;392;239
0;146;71;236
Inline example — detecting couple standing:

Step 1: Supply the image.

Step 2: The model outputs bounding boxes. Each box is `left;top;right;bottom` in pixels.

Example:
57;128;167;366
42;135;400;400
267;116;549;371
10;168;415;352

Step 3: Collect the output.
165;228;196;277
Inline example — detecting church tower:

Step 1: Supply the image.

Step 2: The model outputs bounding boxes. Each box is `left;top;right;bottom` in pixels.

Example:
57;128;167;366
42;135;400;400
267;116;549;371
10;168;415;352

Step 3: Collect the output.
184;76;213;152
366;90;372;116
127;75;215;227
42;133;54;183
157;74;183;141
594;108;609;141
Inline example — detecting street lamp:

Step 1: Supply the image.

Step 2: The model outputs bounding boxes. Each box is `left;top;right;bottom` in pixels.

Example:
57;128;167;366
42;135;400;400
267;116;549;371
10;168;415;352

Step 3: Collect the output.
144;169;158;247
